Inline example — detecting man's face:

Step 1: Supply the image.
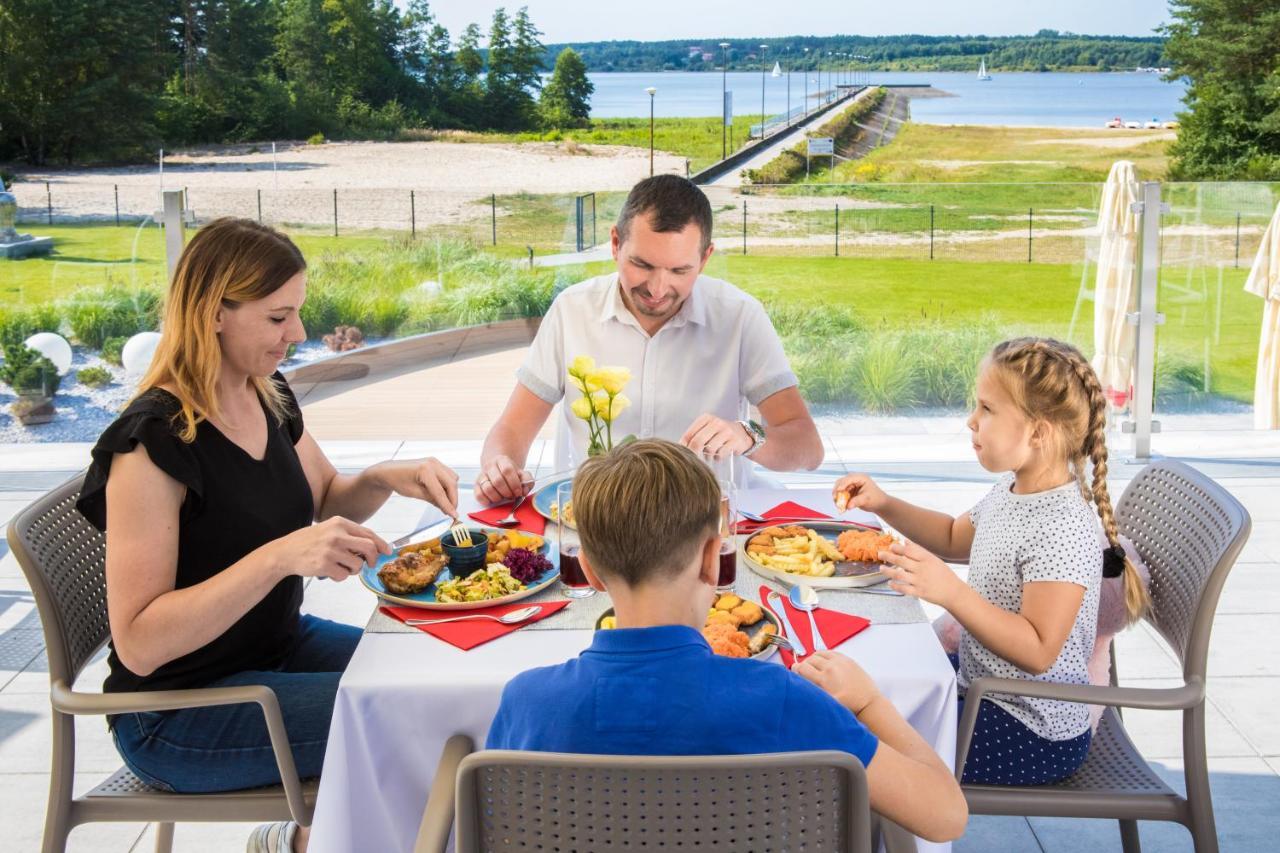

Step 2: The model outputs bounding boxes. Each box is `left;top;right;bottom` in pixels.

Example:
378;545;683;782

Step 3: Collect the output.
611;213;713;325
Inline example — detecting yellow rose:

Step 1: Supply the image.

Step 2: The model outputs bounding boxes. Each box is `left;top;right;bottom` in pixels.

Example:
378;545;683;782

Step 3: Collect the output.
587;366;631;395
570;396;594;420
568;355;596;379
594;393;631;422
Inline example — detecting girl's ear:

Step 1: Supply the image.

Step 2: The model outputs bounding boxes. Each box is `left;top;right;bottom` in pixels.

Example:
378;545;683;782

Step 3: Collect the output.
1028;419;1049;449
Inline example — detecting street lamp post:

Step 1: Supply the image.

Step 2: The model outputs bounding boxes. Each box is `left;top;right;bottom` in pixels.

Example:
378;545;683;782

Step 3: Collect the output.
646;86;656;176
720;42;730;159
802;47;809;117
785;47;791;125
759;44;768;141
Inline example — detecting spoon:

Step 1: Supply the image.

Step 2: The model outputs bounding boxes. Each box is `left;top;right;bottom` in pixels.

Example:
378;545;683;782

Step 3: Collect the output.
788;584;827;652
404;605;541;627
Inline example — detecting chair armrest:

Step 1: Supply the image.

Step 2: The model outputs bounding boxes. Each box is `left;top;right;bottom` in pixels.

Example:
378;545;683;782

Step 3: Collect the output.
955;676;1204;780
50;678;312;824
414;734;474;853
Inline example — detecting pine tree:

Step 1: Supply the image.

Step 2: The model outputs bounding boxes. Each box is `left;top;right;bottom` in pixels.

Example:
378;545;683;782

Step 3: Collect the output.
540;48;593;128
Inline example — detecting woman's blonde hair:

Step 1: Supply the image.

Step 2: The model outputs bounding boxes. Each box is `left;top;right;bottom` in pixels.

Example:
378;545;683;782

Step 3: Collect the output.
986;337;1151;624
135;217;305;442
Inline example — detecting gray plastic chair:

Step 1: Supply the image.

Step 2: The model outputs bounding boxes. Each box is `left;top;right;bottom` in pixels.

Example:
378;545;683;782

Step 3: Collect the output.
956;459;1251;852
415;735;875;853
7;473;316;853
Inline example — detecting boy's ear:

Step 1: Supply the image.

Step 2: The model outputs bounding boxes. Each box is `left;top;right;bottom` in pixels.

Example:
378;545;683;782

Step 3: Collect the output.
697;534;720;588
578;549;609;593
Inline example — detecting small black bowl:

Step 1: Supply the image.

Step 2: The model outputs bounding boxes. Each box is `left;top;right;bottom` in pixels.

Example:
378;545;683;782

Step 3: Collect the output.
441;528;490;574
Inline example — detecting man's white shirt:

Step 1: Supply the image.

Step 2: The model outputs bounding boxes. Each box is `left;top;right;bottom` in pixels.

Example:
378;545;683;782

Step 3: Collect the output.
517;272;797;486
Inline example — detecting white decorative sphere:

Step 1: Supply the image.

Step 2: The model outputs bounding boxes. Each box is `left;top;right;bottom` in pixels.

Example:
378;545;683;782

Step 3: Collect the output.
23;332;73;375
418;279;442;297
121;332;163;378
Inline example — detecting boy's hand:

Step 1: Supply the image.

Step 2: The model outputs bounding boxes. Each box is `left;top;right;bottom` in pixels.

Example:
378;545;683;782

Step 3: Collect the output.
793;650;881;715
879;541;968;608
832;473;888;514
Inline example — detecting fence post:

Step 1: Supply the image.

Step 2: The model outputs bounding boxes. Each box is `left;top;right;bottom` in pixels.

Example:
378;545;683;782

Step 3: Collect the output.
410;190;416;238
1027;207;1033;263
1235;212;1241;268
257;189;262;223
332;189;338;237
834;203;840;257
114;184;120;227
491;194;497;246
161;189;186;280
1125;181;1168;461
591;193;597;249
45;182;52;225
742;201;748;255
929;204;934;260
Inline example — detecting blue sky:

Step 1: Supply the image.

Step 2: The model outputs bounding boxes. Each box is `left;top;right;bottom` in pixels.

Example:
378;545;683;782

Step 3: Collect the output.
425;1;1173;43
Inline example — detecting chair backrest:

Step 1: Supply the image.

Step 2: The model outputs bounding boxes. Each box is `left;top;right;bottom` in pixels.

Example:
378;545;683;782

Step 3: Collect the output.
5;473;109;688
1115;460;1251;679
455;750;872;853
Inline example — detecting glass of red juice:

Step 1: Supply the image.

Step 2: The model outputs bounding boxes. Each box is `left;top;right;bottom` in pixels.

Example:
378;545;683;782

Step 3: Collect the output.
556;480;594;598
716;481;738;590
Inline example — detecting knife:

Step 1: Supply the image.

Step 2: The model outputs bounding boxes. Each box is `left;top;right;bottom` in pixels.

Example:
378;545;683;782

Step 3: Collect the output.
766;590;808;658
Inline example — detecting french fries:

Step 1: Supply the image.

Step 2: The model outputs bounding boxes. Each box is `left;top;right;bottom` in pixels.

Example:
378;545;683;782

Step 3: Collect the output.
746;528;842;577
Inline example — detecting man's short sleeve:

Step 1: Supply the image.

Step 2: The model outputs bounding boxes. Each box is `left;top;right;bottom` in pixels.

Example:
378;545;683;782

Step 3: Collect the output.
738;298;798;406
516;294;566;404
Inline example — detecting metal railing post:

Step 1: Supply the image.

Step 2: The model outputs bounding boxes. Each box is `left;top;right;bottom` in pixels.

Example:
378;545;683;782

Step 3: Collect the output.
1124;181;1167;460
161;189;186;281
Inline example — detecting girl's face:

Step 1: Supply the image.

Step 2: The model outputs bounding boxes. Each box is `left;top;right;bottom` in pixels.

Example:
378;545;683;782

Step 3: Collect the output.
216;272;307;379
966;364;1041;474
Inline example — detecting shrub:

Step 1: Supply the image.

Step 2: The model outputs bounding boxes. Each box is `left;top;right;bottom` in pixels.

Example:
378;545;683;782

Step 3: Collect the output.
744;88;887;184
1;343;61;397
101;336;128;366
60;286;161;348
0;305;63;345
854;333;919;412
307;132;326;145
76;366;113;387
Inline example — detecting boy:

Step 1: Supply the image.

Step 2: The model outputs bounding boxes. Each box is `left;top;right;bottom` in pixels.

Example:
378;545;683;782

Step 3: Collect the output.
486;439;967;842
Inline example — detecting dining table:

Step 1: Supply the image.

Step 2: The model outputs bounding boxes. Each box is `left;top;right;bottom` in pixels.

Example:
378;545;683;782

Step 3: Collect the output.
308;486;959;853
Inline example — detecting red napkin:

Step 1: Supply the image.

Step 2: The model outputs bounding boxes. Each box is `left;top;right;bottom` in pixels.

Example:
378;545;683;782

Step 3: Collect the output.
380;600;568;650
469;499;546;535
734;501;833;534
760;585;870;668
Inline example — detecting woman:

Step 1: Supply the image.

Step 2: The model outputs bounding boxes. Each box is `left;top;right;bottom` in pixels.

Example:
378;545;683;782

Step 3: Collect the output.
76;218;459;853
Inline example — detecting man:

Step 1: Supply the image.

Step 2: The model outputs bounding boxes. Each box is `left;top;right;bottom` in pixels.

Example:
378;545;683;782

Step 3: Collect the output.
475;175;823;504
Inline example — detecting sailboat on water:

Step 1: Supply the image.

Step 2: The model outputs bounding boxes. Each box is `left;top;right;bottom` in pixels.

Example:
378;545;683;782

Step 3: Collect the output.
977;59;992;81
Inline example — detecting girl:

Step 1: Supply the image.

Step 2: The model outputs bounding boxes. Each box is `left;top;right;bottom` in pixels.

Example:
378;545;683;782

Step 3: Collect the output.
833;337;1148;785
77;218;461;852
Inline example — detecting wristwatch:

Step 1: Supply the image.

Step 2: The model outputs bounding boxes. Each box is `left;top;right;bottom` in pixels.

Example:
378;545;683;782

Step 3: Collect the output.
739;419;767;457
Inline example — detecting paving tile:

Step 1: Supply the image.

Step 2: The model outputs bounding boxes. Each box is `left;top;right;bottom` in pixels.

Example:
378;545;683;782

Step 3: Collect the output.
0;692;123;774
1106;678;1257;760
1112;623;1183;681
1;772;149;852
1206;677;1280;756
1205;614;1280;677
1215;562;1280;615
955;815;1042;852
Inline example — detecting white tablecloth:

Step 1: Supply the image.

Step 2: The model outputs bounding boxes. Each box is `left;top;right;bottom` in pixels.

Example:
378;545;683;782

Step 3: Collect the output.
309;489;958;853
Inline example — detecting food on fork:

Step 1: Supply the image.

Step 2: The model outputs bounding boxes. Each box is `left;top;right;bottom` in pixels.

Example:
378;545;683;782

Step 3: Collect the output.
378;551;449;595
747;623;778;655
836;529;896;563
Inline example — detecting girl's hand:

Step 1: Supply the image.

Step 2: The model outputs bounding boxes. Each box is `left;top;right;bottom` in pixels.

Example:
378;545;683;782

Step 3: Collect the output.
379;458;460;518
832;473;889;514
879;541;968;609
267;517;392;581
793;650;882;715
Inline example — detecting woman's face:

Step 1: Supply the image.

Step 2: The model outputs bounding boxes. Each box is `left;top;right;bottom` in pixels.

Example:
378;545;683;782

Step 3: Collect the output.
965;364;1038;474
216;271;307;378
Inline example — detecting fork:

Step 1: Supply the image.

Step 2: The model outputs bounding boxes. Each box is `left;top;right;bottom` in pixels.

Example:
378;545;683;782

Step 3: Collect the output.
448;521;473;548
493;477;537;527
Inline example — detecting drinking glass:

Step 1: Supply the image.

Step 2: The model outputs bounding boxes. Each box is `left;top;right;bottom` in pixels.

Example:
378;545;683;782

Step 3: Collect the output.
703;452;738;591
555;480;594;598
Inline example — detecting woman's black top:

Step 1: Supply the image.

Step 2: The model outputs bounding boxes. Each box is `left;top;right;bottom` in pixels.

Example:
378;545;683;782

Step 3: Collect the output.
76;373;314;694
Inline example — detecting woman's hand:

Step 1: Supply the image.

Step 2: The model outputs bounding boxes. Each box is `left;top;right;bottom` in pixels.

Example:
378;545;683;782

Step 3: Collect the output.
793;650;882;715
832;473;889;514
879;541;968;608
266;517;392;581
376;458;460;518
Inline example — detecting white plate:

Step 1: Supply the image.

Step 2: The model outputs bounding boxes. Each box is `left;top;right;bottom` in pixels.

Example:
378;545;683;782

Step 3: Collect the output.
739;520;895;590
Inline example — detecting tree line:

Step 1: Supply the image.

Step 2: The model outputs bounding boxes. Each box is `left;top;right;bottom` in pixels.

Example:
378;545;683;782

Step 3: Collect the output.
554;32;1169;74
0;1;592;165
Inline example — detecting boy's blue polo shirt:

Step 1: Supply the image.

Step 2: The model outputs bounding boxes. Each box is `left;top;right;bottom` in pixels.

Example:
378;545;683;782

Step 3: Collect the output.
486;625;878;766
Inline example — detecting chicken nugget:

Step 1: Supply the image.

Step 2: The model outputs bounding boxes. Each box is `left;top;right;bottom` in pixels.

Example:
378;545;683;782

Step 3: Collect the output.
701;622;749;658
714;593;743;611
748;623;777;655
706;609;743;628
731;601;764;626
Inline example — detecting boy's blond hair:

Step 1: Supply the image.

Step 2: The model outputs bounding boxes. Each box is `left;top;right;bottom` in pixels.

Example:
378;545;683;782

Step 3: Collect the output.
572;439;721;587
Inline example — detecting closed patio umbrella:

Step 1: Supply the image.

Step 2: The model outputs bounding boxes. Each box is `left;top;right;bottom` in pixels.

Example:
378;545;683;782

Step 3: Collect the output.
1245;201;1280;429
1091;161;1142;408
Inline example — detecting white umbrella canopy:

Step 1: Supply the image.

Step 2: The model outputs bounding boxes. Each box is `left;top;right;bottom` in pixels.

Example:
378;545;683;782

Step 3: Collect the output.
1091;161;1142;408
1244;201;1280;429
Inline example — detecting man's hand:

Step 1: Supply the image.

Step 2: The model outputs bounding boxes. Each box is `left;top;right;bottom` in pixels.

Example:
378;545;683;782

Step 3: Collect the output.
680;413;754;459
474;455;532;506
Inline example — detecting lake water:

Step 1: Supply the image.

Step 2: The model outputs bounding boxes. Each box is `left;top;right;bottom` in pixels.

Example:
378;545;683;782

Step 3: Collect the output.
585;71;1186;128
